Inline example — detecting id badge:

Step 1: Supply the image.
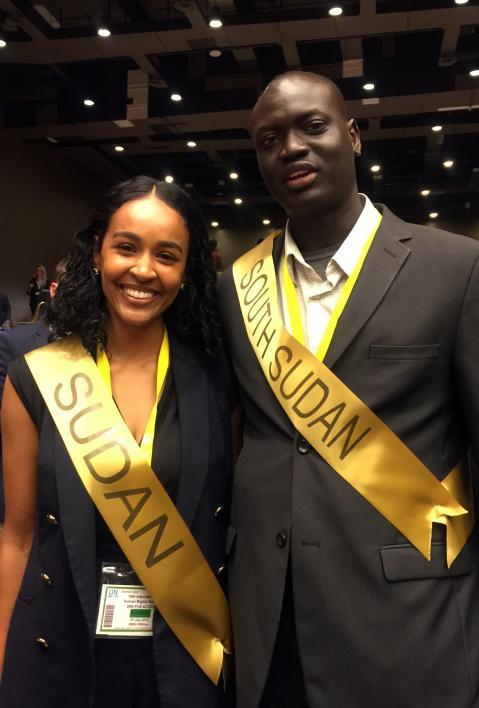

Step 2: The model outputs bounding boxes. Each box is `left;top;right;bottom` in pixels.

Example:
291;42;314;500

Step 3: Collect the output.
95;562;154;637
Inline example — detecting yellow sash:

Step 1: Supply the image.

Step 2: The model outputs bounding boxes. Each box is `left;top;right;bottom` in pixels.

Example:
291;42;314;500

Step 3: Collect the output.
232;231;473;567
96;330;170;465
25;337;231;683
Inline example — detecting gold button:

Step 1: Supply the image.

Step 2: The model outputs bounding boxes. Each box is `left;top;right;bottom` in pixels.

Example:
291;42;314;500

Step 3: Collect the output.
35;637;49;650
214;505;225;519
41;573;52;586
217;564;226;577
46;514;59;527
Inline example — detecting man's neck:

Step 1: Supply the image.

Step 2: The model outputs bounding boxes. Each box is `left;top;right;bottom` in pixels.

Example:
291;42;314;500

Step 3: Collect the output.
288;194;363;252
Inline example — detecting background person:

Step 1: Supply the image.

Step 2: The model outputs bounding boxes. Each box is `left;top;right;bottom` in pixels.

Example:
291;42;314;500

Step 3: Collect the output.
219;71;479;708
0;176;234;708
210;238;222;271
0;259;67;522
26;264;50;316
0;293;11;330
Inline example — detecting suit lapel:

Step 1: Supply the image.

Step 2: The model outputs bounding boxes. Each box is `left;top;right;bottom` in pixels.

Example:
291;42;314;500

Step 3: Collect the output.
170;335;210;529
54;434;97;634
324;205;412;369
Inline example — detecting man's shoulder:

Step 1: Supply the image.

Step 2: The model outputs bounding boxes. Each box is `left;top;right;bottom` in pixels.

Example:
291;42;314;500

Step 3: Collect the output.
380;204;479;259
0;321;49;360
218;233;285;300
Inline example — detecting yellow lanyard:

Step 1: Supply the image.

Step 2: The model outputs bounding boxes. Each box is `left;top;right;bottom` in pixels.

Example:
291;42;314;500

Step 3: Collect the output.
282;211;382;361
96;330;170;465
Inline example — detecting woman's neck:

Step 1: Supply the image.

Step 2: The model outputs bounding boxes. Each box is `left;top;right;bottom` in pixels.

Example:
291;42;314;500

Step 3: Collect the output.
105;317;165;365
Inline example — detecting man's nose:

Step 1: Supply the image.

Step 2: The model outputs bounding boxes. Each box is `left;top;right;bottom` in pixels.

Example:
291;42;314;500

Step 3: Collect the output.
280;131;309;161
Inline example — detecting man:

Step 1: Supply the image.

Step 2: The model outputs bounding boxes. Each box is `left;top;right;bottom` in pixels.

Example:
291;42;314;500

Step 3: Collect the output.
0;259;66;519
219;72;479;707
0;292;11;329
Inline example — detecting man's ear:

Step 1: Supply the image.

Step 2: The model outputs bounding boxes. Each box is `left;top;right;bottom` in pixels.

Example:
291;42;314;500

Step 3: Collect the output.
348;118;362;157
49;282;58;298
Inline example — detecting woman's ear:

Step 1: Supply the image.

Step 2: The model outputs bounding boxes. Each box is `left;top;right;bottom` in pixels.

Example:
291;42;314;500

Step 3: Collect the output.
92;236;101;270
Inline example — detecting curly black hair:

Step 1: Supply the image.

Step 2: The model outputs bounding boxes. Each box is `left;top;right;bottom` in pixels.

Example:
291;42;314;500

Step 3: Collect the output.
46;175;223;358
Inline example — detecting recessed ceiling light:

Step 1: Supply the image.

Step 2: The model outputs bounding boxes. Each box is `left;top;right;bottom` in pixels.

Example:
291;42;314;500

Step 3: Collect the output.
211;221;219;227
187;140;197;148
234;198;243;205
329;6;343;15
165;175;174;183
229;172;239;180
431;125;443;132
370;164;381;173
209;6;223;29
170;93;182;102
0;39;6;48
363;82;375;91
114;145;125;152
455;0;469;5
209;49;222;58
262;219;271;225
429;212;439;219
443;160;454;168
420;189;431;196
470;69;479;77
83;98;95;106
97;27;111;37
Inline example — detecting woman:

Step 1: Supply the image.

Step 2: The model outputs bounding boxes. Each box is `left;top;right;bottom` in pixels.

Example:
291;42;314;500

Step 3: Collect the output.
0;176;234;708
26;265;50;316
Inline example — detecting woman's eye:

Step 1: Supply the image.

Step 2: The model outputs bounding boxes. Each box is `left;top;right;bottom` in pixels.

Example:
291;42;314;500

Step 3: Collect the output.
157;252;177;263
116;243;135;253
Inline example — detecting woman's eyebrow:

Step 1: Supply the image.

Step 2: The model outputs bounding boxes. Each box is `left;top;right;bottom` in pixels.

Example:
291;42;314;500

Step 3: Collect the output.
111;231;183;252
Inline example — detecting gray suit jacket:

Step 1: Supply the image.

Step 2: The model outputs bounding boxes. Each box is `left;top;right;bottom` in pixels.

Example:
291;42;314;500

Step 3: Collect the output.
219;205;479;708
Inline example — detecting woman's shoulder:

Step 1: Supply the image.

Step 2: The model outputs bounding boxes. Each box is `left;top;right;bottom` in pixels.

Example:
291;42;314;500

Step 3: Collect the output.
7;355;46;429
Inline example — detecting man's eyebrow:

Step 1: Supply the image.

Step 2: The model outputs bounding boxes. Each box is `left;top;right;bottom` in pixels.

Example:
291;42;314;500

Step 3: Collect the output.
111;231;183;252
254;110;329;133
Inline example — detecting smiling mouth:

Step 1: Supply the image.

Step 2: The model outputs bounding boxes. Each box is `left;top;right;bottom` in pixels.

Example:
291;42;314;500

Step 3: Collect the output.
120;285;159;301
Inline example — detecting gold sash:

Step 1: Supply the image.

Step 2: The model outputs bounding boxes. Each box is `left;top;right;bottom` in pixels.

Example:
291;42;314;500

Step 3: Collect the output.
25;337;231;684
232;232;473;567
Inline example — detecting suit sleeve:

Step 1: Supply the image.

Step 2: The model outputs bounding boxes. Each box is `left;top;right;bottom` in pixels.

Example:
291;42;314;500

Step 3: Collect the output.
0;333;16;411
453;252;479;468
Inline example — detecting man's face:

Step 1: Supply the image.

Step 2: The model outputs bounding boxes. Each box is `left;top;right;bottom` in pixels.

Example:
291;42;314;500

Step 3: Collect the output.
252;76;361;219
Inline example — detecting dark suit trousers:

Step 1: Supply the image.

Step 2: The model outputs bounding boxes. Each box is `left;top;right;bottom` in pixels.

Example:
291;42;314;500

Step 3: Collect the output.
259;566;310;708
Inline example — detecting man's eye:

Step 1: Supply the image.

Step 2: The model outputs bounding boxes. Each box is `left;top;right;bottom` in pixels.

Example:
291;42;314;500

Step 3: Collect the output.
259;134;277;149
304;121;325;134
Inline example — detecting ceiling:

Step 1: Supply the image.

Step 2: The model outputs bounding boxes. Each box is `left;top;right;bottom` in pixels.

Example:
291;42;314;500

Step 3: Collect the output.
1;0;479;229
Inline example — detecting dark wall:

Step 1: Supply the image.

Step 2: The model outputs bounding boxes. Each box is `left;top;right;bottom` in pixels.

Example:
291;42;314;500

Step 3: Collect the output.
1;134;478;323
0;133;106;321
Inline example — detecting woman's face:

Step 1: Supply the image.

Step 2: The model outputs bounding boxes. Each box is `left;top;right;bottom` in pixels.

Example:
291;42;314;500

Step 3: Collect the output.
35;267;44;280
94;194;189;330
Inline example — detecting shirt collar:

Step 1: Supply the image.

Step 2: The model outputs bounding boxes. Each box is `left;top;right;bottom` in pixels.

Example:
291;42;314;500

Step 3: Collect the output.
284;194;379;283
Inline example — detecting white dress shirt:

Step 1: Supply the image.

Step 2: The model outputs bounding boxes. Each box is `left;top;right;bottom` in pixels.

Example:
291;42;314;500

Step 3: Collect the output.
278;194;381;354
